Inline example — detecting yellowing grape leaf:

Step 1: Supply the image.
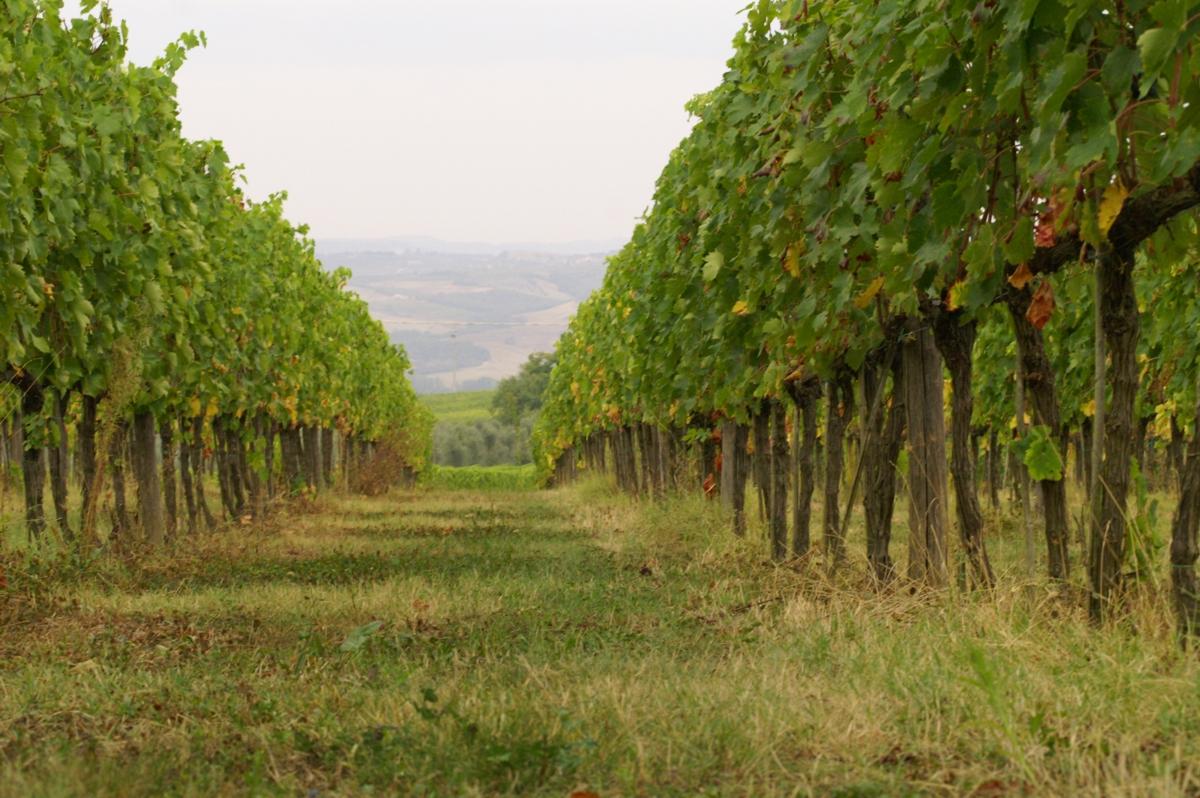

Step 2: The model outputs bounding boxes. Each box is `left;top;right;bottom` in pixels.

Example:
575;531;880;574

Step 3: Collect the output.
188;396;202;418
1081;399;1096;418
854;277;884;310
1008;263;1034;290
732;300;752;316
947;281;967;311
1098;182;1129;237
1009;412;1033;430
784;242;805;278
1152;401;1175;440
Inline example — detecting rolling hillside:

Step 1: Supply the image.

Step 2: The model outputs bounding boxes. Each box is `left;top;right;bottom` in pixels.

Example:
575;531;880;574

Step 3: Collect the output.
317;244;609;392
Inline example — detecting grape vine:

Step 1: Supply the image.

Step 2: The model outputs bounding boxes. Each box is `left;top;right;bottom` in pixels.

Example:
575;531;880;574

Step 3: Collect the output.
536;0;1200;634
2;1;431;546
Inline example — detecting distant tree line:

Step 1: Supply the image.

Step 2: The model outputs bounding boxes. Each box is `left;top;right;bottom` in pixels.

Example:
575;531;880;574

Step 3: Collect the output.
432;354;555;467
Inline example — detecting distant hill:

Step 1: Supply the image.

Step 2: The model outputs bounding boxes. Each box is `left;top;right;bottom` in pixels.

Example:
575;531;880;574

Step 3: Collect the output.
411;375;498;395
316;236;621;259
318;243;611;391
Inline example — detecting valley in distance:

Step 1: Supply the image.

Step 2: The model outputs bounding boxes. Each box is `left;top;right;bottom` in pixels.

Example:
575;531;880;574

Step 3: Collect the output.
316;236;614;395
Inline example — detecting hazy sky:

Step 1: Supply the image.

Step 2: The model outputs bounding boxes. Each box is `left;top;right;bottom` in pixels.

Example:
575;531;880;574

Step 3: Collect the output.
72;0;746;245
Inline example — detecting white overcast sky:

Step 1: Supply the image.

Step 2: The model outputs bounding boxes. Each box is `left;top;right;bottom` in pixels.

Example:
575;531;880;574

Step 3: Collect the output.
71;0;746;245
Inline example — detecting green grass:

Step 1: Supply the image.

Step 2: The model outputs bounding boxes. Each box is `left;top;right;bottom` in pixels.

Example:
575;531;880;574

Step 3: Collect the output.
1;476;109;551
420;390;496;425
1;481;1199;795
423;464;539;491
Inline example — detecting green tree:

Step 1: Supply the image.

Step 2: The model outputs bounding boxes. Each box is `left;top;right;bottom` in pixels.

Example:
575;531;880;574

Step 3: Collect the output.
492;353;556;428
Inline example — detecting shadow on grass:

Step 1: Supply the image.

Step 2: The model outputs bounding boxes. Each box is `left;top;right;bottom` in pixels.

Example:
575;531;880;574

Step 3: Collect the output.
130;545;587;591
340;520;579;544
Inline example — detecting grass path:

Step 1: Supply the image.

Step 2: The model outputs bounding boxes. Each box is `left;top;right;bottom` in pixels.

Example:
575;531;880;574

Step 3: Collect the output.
2;484;1200;796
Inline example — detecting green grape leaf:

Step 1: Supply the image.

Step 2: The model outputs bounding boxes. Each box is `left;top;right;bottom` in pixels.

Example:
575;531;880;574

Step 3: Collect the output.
1100;46;1140;96
1002;217;1035;266
1013;426;1065;482
1137;27;1179;84
703;251;725;282
340;620;384;653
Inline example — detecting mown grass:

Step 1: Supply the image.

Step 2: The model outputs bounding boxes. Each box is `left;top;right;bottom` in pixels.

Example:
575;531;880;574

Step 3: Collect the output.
420;390;496;425
1;479;1199;796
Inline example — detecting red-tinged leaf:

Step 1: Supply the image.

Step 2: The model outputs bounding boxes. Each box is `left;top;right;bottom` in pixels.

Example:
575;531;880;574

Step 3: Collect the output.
1008;263;1034;290
1035;218;1057;248
971;779;1013;797
1027;280;1056;331
570;792;602;798
1035;195;1068;248
703;473;718;498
